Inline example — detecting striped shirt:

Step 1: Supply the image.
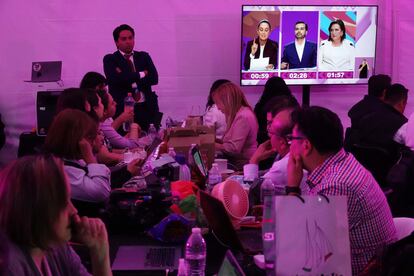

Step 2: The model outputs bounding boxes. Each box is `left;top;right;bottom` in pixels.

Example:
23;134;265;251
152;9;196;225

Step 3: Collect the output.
305;149;397;275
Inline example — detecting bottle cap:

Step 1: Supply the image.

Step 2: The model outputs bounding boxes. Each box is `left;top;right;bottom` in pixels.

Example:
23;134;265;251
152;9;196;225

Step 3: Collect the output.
192;227;201;234
127;92;132;97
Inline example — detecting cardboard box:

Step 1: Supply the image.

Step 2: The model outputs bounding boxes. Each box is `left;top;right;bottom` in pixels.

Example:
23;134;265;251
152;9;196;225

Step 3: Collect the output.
167;126;215;169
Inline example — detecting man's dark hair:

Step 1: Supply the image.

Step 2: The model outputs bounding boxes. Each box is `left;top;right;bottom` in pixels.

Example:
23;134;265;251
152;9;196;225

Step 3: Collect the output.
80;71;107;90
385;83;409;106
291;106;343;154
113;24;135;42
328;19;346;42
295;21;308;31
264;95;300;118
56;88;89;114
80;72;109;110
368;74;392;97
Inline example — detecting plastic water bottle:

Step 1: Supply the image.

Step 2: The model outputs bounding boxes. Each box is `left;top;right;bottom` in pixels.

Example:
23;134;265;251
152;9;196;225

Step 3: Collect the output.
261;178;275;274
176;154;191;181
261;178;275;204
148;123;158;141
168;147;177;159
177;258;187;276
185;227;206;276
123;93;135;132
207;163;222;191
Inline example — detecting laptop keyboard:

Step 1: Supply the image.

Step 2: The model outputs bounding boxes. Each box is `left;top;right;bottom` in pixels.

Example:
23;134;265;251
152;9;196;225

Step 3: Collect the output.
145;247;176;267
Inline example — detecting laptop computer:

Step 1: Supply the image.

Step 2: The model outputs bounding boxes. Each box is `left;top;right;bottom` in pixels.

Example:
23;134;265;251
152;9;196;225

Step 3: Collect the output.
112;245;182;272
31;61;62;82
199;190;262;255
217;250;246;276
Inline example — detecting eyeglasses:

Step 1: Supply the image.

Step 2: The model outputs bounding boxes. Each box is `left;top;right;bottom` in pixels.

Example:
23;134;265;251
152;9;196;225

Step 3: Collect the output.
285;134;306;144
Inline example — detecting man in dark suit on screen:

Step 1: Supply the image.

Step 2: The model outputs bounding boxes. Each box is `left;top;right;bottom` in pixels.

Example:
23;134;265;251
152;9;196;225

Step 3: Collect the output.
103;24;159;131
281;21;317;70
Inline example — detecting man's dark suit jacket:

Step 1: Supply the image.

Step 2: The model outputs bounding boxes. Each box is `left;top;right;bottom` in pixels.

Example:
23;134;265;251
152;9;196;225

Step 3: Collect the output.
244;39;278;70
281;41;317;69
346;95;407;164
103;50;159;131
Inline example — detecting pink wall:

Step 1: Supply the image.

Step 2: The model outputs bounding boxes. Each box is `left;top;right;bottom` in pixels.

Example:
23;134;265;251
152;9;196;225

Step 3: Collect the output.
0;0;412;166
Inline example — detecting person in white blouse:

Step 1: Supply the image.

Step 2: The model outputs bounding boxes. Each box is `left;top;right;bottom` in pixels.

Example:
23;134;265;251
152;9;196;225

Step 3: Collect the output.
318;19;355;71
45;109;141;203
203;79;229;140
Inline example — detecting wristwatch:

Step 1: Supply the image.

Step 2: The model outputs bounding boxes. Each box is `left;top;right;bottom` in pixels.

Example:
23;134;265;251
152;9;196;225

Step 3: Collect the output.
285;186;301;195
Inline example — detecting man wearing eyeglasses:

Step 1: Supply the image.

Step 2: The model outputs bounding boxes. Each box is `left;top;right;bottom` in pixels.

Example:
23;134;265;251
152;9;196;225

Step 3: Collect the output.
249;106;306;194
286;106;396;275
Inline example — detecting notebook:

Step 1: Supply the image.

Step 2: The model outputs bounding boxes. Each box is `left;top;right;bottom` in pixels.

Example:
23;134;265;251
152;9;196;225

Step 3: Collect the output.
199;190;262;255
112;245;181;272
30;61;62;82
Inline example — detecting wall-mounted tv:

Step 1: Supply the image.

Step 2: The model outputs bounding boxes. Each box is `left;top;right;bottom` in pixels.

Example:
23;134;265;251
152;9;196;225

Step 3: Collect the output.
241;5;378;85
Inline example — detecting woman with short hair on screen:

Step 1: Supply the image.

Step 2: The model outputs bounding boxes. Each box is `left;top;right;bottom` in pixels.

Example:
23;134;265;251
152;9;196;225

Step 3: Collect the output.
0;154;111;275
213;82;258;170
318;19;355;71
244;19;278;71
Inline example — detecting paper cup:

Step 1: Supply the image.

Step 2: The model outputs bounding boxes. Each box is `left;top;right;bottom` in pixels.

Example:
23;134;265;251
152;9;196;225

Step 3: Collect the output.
214;158;227;172
243;164;259;181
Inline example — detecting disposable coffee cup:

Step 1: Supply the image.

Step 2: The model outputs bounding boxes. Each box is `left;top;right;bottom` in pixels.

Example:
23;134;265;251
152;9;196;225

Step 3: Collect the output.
214;158;227;172
243;164;258;182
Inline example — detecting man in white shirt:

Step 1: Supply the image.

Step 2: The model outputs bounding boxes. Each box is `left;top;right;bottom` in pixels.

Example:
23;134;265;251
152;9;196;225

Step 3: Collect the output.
249;96;306;193
281;21;317;70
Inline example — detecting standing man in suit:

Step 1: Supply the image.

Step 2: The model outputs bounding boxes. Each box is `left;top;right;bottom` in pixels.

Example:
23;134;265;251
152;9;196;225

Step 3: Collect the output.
281;21;317;70
103;24;159;131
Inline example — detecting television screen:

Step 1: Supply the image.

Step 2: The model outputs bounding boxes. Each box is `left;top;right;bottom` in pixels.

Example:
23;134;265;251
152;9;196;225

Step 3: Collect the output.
241;5;378;85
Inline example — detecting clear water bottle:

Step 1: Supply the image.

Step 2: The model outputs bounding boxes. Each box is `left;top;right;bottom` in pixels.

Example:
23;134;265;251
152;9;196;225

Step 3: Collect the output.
168;147;177;159
123;93;135;132
207;163;222;192
148;123;158;141
185;228;206;276
261;178;275;274
177;258;187;276
261;178;275;204
176;154;191;181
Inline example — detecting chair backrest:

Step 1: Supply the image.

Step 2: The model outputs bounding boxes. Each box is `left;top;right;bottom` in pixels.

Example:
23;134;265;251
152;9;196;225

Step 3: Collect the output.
393;217;414;240
387;148;414;217
350;143;397;188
